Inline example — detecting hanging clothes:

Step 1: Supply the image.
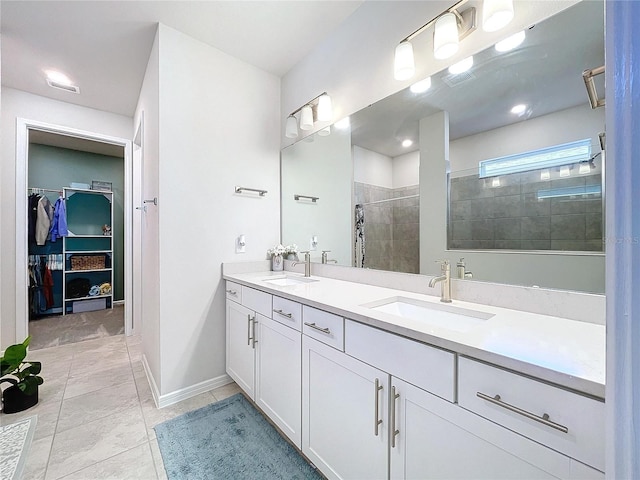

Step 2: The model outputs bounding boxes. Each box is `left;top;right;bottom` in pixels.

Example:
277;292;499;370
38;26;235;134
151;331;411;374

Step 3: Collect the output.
36;195;54;245
354;204;366;268
50;195;68;242
42;259;54;309
28;193;41;244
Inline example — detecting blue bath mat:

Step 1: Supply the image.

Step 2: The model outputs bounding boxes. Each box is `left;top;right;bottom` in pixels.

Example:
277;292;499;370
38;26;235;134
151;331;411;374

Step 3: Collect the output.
154;393;322;480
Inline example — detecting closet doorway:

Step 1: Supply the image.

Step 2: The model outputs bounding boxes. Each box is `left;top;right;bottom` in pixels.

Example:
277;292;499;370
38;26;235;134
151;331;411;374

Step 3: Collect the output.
16;119;133;349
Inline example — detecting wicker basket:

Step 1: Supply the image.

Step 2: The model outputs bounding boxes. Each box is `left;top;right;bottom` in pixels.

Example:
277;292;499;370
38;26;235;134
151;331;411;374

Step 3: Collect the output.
70;255;106;271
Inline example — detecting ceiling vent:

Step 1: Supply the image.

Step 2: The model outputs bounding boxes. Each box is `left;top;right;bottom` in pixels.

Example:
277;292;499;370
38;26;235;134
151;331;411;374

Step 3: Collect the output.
46;79;80;94
442;71;476;87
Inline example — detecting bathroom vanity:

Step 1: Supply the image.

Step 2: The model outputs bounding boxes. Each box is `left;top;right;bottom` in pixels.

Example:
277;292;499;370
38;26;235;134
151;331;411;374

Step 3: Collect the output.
223;267;605;480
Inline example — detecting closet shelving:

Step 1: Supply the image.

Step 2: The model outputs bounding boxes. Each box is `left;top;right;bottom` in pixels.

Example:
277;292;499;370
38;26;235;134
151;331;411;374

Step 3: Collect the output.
62;187;114;314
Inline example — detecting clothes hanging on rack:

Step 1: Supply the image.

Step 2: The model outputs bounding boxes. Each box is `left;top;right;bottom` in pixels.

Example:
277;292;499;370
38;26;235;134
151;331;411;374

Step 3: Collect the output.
50;194;68;242
28;193;41;244
354;204;366;268
36;195;54;245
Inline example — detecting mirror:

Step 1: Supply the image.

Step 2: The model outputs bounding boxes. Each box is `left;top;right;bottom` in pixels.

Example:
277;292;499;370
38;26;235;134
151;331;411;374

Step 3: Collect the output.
281;0;605;294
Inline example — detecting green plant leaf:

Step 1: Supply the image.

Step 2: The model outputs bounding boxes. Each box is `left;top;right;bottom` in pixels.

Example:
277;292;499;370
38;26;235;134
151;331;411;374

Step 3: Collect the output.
1;359;17;376
24;362;42;375
23;336;32;348
2;344;27;364
20;375;41;395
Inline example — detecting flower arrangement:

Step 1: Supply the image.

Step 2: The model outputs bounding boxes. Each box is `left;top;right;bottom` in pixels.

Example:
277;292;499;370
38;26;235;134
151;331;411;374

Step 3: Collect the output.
267;244;299;271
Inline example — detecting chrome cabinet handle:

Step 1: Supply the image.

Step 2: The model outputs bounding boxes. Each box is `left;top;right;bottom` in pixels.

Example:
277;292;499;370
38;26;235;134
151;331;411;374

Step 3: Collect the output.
476;392;569;434
226;289;237;295
273;309;293;319
391;386;400;448
304;322;331;334
374;378;383;436
247;315;253;346
252;318;258;349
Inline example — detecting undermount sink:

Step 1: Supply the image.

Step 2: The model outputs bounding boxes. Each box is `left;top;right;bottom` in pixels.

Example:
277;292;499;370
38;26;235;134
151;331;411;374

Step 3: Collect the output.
363;296;495;333
262;275;319;287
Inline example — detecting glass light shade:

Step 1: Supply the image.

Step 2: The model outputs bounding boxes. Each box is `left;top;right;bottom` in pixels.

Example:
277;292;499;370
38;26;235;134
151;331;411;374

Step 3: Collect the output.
448;56;473;75
492;177;501;187
559;165;571;177
318;126;331;137
317;94;333;122
300;105;314;130
394;41;415;80
579;162;591;174
495;30;525;52
540;169;551;181
434;13;459;60
285;115;298;138
410;77;432;94
482;0;514;32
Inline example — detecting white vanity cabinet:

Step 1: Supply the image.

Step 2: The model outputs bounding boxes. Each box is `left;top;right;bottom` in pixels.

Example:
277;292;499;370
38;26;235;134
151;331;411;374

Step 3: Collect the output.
302;335;389;480
225;283;302;447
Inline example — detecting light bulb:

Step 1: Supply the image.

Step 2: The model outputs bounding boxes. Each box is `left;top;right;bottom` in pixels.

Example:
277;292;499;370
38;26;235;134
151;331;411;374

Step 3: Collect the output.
495;30;525;52
410;77;432;94
402;139;413;148
300;105;314;130
510;103;527;115
559;165;571;177
317;94;332;122
434;13;459;60
482;0;514;32
394;41;415;80
448;56;474;75
285;115;298;138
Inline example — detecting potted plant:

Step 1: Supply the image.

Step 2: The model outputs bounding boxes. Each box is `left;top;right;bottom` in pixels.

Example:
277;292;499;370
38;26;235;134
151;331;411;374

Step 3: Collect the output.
267;244;286;271
284;244;299;261
1;336;44;414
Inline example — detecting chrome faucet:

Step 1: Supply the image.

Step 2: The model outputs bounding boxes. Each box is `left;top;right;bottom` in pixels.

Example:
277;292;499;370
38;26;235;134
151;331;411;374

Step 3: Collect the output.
321;250;337;264
429;260;452;303
456;258;473;279
293;251;311;277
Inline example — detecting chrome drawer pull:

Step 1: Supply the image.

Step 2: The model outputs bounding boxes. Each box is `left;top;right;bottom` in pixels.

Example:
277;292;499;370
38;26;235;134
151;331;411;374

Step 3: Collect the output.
273;309;293;319
374;378;383;436
476;392;569;434
304;322;331;334
247;315;253;346
226;289;237;295
391;386;400;448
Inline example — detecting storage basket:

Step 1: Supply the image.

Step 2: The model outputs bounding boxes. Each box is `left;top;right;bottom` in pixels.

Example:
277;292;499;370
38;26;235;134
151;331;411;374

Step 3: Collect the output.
70;255;106;271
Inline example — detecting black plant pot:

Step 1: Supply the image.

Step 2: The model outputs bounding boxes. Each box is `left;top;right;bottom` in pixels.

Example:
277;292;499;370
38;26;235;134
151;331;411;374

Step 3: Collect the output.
2;384;39;414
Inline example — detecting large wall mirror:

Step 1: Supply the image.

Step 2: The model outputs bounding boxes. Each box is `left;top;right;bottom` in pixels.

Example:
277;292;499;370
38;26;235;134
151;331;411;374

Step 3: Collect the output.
281;0;605;294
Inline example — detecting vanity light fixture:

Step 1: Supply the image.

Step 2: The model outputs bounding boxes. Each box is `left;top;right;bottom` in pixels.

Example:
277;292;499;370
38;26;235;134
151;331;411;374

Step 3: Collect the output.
495;30;525;52
285;92;333;139
491;177;501;187
394;41;415;80
410;77;432;94
482;0;514;32
540;169;551;181
448;56;474;75
402;139;413;148
434;12;461;60
559;165;571;178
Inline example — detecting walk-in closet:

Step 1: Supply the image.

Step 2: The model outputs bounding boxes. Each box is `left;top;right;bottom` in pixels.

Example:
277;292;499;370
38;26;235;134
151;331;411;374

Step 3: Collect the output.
27;130;125;349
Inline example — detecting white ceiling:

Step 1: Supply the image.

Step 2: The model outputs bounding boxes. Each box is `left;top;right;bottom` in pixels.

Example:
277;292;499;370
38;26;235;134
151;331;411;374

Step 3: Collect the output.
1;0;364;117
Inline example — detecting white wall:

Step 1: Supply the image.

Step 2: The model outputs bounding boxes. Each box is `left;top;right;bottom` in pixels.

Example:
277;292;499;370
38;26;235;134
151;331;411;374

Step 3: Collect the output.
450;103;605;173
353;145;392;188
0;88;132;349
393;150;420;188
281;1;578;147
155;25;281;396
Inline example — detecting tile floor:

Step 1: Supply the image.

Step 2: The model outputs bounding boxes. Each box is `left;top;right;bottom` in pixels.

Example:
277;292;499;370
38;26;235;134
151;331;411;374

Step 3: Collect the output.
0;334;240;480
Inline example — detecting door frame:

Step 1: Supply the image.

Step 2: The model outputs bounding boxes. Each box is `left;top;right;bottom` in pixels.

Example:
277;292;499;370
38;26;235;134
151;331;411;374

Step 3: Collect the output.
15;117;134;339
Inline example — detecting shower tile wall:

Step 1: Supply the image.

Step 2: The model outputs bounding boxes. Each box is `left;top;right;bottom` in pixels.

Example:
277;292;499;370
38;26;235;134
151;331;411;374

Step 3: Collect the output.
449;171;603;251
354;182;419;273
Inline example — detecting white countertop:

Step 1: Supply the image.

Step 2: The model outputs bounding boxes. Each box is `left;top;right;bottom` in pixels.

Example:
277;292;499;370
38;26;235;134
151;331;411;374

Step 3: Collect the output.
223;270;605;399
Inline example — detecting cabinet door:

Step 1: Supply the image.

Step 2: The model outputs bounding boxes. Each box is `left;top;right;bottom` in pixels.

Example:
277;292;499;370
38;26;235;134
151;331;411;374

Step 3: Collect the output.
390;377;567;480
302;336;388;480
226;300;256;398
256;316;302;448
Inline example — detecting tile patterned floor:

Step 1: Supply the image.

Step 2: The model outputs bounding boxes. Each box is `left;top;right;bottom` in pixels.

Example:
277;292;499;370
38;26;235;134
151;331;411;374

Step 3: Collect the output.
0;334;240;480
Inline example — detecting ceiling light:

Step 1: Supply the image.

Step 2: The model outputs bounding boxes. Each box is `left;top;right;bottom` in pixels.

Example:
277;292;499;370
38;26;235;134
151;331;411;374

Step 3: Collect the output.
482;0;514;32
448;56;474;75
559;165;571;177
318;126;331;137
317;94;333;122
510;103;527;115
410;77;432;93
402;139;413;148
540;169;551;181
394;41;415;80
335;117;350;130
434;13;460;60
285;115;298;139
495;30;526;52
45;70;72;85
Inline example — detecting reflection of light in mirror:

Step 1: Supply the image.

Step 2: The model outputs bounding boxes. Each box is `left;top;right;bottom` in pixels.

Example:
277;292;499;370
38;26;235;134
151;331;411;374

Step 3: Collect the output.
410;77;432;94
495;30;526;52
318;126;331;137
402;139;413;148
482;0;515;33
579;162;591;174
510;103;527;115
491;177;501;187
334;117;350;129
559;165;571;177
394;41;415;80
448;56;474;75
540;169;551;181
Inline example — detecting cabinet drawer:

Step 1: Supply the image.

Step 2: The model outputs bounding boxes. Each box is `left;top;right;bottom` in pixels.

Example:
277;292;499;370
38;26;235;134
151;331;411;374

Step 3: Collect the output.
225;281;242;303
272;296;302;331
458;357;604;472
302;306;344;351
241;286;272;317
345;320;455;402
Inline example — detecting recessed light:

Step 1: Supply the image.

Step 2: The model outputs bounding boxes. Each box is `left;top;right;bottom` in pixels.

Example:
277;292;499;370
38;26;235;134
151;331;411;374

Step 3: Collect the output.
510;103;527;115
448;56;473;75
402;139;413;148
410;77;432;94
335;117;350;130
45;70;72;85
495;31;526;52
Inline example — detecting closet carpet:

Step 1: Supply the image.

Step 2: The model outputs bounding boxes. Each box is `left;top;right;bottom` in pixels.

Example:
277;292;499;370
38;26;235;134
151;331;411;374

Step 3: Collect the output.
29;305;125;350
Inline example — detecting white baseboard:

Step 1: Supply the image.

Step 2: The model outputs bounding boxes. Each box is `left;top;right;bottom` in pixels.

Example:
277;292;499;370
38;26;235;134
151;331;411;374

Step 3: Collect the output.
140;354;233;409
